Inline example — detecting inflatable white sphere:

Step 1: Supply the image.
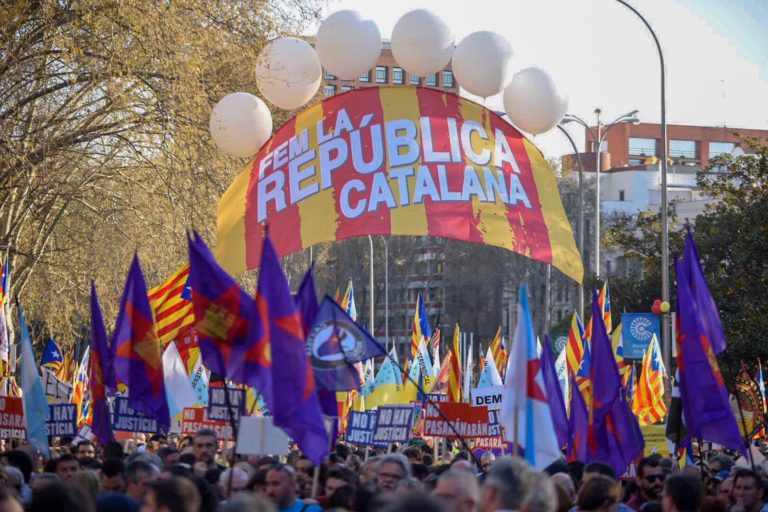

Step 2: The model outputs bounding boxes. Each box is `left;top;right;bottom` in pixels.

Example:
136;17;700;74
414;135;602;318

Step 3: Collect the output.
452;31;514;98
209;93;273;158
256;37;322;110
503;67;568;135
391;9;453;78
316;10;381;80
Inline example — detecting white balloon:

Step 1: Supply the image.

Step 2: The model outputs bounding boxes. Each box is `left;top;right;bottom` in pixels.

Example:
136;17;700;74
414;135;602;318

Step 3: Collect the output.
451;31;514;98
503;67;568;135
256;37;322;110
316;10;381;80
391;9;453;78
209;92;273;158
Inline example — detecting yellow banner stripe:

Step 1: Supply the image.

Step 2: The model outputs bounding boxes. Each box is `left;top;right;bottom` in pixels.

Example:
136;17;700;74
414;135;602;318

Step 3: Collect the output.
216;160;253;274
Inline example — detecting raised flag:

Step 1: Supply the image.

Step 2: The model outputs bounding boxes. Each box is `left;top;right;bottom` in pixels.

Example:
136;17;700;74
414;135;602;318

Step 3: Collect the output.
542;336;568;449
112;254;170;431
500;283;561;470
163;342;197;421
758;360;767;419
405;294;431;381
149;264;195;346
256;232;327;465
676;247;745;454
72;351;90;426
567;374;589;462
583;282;610;342
732;364;766;438
340;280;357;322
632;335;667;426
448;325;462;403
305;297;386;391
40;338;64;373
90;283;114;443
18;303;49;457
366;348;405;409
294;265;319;337
0;259;8;304
587;290;644;476
566;313;587;400
463;340;474;403
432;327;442;375
490;327;507;379
0;306;8;367
477;348;502;388
406;338;435;396
188;233;272;402
612;324;631;387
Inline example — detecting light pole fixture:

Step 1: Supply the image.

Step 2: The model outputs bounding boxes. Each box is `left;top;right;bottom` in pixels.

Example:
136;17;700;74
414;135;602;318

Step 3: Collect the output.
561;110;639;279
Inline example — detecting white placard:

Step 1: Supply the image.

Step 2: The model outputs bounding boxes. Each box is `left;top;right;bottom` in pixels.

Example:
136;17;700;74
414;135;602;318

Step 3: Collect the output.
470;385;504;410
235;416;290;456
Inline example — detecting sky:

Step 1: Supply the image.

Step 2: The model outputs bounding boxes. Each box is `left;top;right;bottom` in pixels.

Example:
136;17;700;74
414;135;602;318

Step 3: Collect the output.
310;0;768;159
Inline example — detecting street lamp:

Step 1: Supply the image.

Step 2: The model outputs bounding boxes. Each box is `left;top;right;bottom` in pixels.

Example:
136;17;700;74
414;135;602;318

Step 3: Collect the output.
561;109;639;279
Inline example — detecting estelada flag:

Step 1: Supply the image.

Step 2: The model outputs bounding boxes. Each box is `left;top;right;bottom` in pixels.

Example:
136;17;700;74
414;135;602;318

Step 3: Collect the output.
216;86;582;284
149;264;194;346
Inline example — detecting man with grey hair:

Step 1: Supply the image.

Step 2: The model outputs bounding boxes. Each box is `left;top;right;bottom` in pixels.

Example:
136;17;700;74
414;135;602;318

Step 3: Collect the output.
377;453;412;492
479;456;530;512
360;456;381;485
434;469;481;512
523;471;558;512
219;467;250;501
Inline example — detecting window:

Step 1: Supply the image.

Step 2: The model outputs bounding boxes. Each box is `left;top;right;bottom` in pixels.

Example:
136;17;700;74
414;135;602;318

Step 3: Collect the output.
591;141;609;153
629;137;657;156
323;85;336;97
709;141;736;159
619;190;625;201
425;73;437;86
323;69;336;80
629;158;645;165
670;140;697;158
341;85;354;93
410;74;420;85
375;66;388;83
393;67;404;84
442;70;454;88
359;70;370;82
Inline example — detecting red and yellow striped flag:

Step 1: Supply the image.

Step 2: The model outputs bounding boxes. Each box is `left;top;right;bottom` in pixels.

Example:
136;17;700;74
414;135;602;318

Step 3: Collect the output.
448;324;462;402
490;327;507;378
566;313;585;381
632;335;667;426
149;264;194;346
583;281;611;342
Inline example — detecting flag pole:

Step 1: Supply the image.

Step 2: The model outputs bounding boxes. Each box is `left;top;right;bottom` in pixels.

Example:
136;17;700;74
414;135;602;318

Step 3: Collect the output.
730;363;755;469
222;380;241;497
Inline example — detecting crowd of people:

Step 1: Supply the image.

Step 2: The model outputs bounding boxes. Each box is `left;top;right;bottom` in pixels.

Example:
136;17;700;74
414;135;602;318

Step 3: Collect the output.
0;431;764;512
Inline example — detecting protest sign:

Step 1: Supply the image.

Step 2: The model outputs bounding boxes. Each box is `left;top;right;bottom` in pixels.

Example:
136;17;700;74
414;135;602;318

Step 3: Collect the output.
45;404;77;437
346;411;387;447
111;396;161;434
423;402;491;438
42;367;72;404
236;416;290;456
0;397;26;439
641;424;671;457
471;386;504;410
207;386;245;422
373;405;413;444
181;407;234;441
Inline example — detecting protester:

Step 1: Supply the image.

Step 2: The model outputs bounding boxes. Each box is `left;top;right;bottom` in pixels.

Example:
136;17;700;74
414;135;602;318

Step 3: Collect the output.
125;460;159;504
264;464;321;512
192;430;221;473
76;441;97;460
142;477;200;512
0;485;23;512
56;454;81;481
576;475;621;512
101;459;127;494
72;470;101;501
478;456;529;512
715;476;734;506
731;468;768;512
433;469;480;512
219;468;250;502
375;454;411;493
626;457;665;511
661;474;703;512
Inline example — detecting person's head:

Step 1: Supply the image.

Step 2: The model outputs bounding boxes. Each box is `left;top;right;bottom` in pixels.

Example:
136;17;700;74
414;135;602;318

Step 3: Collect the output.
29;480;93;512
218;467;249;500
376;454;412;492
636;457;665;501
75;441;96;460
582;462;616;484
524;471;558;512
216;493;275;512
192;429;217;467
142;477;201;512
4;466;23;496
433;469;480;512
360;457;380;485
0;485;23;512
294;456;313;476
72;470;100;501
708;455;734;474
157;447;180;468
346;454;362;473
126;460;159;502
101;458;126;493
480;457;529;512
480;452;496;475
265;464;298;509
551;472;576;502
403;448;422;465
55;454;80;481
662;474;703;512
716;476;734;505
5;449;34;483
328;484;356;510
733;468;766;512
325;464;356;497
576;474;621;512
103;441;125;461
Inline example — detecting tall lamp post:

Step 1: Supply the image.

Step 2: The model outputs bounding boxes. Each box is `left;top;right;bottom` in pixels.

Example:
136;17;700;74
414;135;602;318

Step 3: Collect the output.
614;0;671;375
561;109;639;279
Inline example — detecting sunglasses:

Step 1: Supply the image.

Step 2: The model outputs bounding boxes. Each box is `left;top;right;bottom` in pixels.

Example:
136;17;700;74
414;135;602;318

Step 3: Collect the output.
644;474;667;483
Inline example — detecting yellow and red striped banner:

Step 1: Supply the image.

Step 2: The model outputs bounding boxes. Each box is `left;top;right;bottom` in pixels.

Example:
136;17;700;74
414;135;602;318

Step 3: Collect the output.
149;264;194;346
217;86;582;282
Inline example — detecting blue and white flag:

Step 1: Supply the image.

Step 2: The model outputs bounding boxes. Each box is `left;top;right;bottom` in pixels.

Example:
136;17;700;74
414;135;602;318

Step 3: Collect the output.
18;304;50;457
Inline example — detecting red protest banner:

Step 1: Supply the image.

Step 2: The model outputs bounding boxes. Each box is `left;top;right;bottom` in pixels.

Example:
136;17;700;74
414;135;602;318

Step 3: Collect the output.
181;407;234;441
0;397;26;439
423;402;492;438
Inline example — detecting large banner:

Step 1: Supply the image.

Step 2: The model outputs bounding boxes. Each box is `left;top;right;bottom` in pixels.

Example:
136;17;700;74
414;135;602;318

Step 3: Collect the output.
217;86;582;283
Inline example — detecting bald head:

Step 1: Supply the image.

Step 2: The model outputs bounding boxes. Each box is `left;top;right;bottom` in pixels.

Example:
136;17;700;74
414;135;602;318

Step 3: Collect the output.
550;472;576;501
434;470;481;512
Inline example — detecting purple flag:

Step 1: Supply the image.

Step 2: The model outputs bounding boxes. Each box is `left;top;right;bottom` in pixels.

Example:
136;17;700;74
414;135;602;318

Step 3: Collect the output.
588;290;644;475
293;265;319;338
187;233;272;405
676;254;745;454
567;374;589;462
541;336;568;449
682;228;726;355
111;254;170;431
257;233;327;465
90;283;114;444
